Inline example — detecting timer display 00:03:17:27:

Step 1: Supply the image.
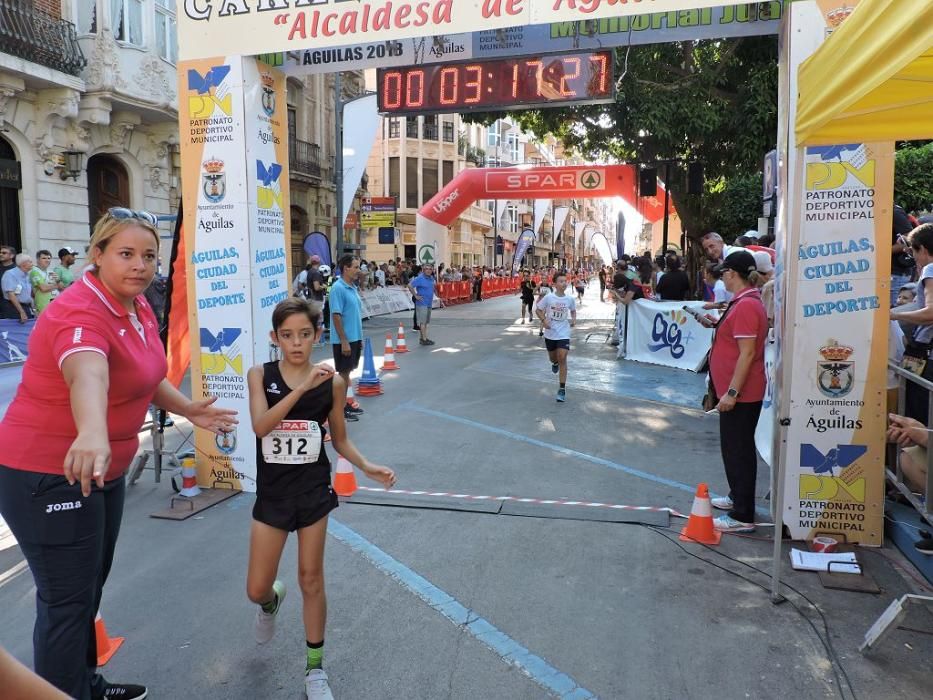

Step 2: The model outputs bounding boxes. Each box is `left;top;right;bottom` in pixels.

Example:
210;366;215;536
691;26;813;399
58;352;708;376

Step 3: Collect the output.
377;51;615;115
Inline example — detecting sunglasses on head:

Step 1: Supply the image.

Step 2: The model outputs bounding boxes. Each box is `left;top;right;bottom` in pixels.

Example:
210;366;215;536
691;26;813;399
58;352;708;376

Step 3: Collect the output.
107;207;159;227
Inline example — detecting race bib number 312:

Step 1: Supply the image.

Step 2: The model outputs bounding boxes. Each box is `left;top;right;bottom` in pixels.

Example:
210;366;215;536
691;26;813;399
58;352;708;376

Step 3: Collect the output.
261;420;322;465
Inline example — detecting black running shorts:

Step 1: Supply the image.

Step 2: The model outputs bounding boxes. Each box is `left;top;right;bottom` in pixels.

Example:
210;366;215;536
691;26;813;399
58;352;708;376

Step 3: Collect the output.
332;339;362;373
545;338;571;352
252;483;338;532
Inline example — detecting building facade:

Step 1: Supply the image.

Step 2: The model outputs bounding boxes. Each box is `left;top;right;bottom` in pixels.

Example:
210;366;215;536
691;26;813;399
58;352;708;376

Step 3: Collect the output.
1;0;181;262
364;111;492;268
1;1;348;278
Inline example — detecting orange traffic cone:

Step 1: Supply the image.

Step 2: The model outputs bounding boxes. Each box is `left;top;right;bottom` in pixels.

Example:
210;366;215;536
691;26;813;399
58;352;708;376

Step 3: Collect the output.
95;611;125;666
382;333;399;370
395;323;408;353
679;483;722;545
332;455;358;497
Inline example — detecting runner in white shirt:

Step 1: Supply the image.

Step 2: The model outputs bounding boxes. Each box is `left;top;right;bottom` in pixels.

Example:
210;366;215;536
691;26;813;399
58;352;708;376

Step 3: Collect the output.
536;272;577;403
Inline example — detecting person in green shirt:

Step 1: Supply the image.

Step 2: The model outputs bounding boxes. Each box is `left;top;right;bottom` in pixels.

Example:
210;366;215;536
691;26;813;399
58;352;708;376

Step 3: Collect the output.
54;246;77;290
29;249;59;314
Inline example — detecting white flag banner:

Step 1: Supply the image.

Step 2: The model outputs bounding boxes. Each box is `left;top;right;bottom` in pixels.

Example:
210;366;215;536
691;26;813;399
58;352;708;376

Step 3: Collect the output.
625;300;713;372
552;206;569;243
341;94;381;227
532;199;551;234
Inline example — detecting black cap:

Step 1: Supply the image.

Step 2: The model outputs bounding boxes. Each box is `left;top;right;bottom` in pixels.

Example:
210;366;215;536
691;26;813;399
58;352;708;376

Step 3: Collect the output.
713;249;757;276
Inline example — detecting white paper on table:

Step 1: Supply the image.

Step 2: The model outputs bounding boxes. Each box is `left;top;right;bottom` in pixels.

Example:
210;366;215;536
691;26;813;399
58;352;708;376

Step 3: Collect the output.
789;548;861;575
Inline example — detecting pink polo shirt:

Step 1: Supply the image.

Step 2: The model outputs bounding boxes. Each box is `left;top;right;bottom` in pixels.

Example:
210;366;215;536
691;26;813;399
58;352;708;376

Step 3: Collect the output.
0;272;167;480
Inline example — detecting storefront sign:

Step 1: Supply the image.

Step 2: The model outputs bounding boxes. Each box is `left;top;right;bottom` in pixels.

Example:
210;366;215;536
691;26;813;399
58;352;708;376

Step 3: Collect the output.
0;158;22;189
178;0;756;61
362;197;397;228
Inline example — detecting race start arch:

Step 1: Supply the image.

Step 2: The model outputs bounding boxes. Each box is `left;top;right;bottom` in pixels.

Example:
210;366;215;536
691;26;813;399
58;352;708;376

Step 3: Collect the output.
416;164;667;266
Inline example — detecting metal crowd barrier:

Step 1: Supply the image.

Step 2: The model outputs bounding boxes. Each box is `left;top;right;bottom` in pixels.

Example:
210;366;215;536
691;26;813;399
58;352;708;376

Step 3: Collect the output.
888;361;933;527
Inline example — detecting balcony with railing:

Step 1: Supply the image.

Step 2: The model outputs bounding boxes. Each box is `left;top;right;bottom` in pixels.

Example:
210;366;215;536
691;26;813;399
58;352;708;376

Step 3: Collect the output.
423;123;438;140
289;139;322;180
406;118;419;138
0;0;86;77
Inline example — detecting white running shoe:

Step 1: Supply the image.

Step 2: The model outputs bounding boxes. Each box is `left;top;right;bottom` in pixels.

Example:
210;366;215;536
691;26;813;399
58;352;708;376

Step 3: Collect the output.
254;580;286;644
305;669;335;700
710;496;733;511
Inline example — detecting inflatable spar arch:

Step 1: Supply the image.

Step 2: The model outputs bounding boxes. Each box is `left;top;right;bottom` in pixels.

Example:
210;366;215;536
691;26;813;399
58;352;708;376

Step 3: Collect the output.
416;165;666;267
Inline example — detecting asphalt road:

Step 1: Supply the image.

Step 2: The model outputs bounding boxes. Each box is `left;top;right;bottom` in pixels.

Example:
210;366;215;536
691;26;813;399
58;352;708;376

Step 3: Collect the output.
1;284;931;699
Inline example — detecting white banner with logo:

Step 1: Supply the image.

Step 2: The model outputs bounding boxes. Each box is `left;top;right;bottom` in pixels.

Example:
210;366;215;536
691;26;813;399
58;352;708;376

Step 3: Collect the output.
179;56;291;492
624;300;713;372
178;0;752;61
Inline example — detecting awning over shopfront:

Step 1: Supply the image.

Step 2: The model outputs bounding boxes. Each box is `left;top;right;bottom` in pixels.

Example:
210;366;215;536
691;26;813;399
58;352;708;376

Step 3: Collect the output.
795;0;933;145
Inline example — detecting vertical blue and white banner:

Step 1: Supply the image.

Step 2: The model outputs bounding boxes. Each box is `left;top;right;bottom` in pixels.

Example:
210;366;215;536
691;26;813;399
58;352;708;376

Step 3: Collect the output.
512;229;536;274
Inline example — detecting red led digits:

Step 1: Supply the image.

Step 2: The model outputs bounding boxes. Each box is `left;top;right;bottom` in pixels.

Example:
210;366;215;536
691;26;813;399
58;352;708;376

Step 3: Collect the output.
406;70;424;108
559;58;581;97
589;53;609;94
464;65;482;104
439;67;458;106
376;51;613;114
383;71;402;110
525;60;544;98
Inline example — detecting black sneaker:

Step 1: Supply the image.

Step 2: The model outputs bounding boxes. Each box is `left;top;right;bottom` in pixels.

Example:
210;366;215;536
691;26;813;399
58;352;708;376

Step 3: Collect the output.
100;684;148;700
424;339;436;345
346;405;364;415
343;410;359;422
915;537;933;555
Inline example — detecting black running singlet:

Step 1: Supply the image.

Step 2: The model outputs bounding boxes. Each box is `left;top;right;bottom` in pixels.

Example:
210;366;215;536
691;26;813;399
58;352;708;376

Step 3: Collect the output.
255;361;334;499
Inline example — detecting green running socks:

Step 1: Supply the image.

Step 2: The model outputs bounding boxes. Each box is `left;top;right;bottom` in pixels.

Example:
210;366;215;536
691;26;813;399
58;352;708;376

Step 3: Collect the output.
306;640;324;671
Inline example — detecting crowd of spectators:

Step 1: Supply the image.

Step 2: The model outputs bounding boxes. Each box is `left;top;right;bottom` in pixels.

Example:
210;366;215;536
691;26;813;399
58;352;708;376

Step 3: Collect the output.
0;245;79;323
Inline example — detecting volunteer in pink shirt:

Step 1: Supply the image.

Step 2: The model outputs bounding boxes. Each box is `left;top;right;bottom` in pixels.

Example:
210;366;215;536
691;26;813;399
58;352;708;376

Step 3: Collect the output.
707;249;768;534
0;208;237;700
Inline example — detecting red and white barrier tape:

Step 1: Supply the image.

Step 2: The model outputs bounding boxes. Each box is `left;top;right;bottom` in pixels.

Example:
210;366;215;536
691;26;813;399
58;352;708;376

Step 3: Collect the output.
354;486;686;518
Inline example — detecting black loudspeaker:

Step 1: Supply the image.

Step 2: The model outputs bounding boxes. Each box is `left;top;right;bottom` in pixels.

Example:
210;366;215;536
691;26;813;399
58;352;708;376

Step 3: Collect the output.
687;162;704;195
639;168;657;197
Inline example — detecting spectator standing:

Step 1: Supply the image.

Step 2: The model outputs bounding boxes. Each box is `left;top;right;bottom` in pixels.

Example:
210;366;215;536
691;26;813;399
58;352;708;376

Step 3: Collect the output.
329;255;365;422
1;254;35;321
655;256;690;301
891;204;916;307
700;232;742;265
708;250;768;533
893;283;918;338
0;209;236;700
53;247;78;290
409;262;441;345
752;250;776;326
0;244;14;279
30;249;60;314
598;266;607;302
891;224;933;423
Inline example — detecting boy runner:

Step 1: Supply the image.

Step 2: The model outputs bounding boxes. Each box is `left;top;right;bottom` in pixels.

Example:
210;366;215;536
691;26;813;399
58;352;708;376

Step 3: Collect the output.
536;272;576;402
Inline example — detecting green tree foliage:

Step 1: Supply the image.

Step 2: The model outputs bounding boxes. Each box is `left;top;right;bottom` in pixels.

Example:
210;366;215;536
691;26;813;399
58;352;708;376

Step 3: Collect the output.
470;37;779;236
895;142;933;213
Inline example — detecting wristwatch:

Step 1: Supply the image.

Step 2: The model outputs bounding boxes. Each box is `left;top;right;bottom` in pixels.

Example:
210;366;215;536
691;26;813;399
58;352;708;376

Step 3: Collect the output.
726;387;740;398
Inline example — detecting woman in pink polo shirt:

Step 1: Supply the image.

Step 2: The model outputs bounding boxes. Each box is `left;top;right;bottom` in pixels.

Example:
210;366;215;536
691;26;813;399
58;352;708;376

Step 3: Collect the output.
708;249;769;534
0;209;237;700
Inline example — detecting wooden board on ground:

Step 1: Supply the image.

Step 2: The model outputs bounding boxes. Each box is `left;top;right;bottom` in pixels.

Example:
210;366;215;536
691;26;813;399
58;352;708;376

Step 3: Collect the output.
150;488;240;520
816;546;881;594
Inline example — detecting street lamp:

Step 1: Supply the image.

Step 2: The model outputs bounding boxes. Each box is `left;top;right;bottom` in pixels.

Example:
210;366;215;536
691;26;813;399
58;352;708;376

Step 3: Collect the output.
59;149;84;181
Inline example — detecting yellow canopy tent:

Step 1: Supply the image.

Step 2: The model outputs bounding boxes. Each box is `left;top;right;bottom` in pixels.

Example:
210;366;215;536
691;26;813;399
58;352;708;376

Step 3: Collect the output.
795;0;933;145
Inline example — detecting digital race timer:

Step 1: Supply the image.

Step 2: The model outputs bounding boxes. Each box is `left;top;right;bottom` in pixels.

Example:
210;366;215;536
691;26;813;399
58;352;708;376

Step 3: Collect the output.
377;51;615;116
